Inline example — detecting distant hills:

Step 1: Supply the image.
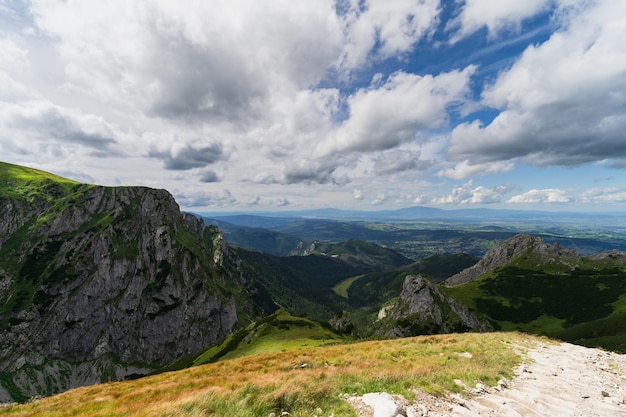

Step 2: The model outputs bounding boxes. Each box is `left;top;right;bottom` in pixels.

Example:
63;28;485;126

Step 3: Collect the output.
204;214;626;259
201;205;626;225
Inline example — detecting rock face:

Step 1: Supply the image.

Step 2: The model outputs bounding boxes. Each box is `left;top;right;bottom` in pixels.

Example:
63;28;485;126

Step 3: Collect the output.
0;165;264;401
379;275;490;338
444;234;580;287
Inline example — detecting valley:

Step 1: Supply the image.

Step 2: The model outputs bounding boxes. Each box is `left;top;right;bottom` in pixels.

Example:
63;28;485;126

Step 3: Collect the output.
2;161;626;415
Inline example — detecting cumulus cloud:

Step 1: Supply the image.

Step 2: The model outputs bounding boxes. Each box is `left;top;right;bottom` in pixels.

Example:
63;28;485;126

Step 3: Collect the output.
448;0;552;41
199;170;219;183
431;180;509;205
8;106;117;150
372;149;432;175
174;188;237;208
339;0;441;68
507;189;571;204
371;193;386;206
448;1;626;168
318;66;476;156
353;189;364;200
438;159;514;179
149;143;225;170
580;188;626;205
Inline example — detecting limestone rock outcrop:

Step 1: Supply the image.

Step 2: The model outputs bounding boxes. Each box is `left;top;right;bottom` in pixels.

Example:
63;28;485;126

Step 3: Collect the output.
0;168;262;401
379;275;490;338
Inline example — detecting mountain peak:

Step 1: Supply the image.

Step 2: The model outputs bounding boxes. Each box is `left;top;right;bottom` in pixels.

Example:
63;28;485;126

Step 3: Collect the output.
444;233;580;286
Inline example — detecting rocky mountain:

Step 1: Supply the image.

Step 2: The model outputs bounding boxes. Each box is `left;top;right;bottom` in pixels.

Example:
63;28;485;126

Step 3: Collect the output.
0;162;272;402
444;233;580;286
376;275;490;337
441;233;626;353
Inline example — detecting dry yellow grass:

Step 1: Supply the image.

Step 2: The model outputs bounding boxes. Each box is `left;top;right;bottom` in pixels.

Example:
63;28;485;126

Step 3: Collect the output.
0;332;537;417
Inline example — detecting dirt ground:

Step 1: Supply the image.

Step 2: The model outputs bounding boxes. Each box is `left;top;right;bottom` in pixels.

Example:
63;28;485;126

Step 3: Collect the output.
348;341;626;416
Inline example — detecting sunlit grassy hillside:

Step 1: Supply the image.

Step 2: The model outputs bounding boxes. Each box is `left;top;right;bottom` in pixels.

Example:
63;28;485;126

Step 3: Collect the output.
0;332;536;417
161;311;349;372
442;260;626;353
0;161;81;202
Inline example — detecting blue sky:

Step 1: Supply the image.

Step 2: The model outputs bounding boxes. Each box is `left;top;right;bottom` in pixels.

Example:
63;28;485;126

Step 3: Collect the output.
1;0;626;212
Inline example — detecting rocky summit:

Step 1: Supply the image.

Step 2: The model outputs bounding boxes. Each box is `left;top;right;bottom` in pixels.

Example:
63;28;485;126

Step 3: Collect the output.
444;233;580;287
0;162;267;402
377;275;490;337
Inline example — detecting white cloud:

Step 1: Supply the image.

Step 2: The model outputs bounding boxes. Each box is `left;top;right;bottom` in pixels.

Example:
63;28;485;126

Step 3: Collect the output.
580;188;626;205
507;188;571;204
318;66;476;156
339;0;441;69
438;159;514;179
371;193;386;206
275;197;291;207
431;180;509;205
448;1;626;167
448;0;552;42
174;188;238;208
353;189;364;200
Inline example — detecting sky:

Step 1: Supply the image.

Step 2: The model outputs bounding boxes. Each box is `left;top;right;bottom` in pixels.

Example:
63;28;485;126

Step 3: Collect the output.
1;0;626;213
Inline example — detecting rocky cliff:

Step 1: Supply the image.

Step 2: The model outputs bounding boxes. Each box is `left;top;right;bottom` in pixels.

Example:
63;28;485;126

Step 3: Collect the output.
0;162;267;402
444;234;580;287
377;275;490;338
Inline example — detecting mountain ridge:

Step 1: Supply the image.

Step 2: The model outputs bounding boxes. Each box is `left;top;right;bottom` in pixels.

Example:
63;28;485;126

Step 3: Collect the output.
0;162;270;402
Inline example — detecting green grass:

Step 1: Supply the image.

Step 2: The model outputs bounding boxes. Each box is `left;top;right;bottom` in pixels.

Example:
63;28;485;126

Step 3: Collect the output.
162;311;348;372
0;161;80;202
441;263;626;352
332;275;365;298
0;331;532;417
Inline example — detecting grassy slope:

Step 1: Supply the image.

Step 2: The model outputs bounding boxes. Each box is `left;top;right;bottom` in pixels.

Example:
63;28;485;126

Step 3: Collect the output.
0;161;80;201
442;254;626;353
0;332;534;417
162;311;348;372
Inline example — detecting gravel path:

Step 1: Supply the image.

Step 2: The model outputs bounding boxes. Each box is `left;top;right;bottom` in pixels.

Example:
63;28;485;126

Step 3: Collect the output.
349;341;626;417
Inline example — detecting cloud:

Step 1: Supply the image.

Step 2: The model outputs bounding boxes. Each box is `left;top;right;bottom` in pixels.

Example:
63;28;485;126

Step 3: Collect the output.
431;180;509;205
149;143;225;170
318;66;476;156
283;158;350;185
448;1;626;168
448;0;552;42
580;188;626;205
353;189;363;200
438;159;514;179
339;0;441;68
507;189;571;204
372;149;432;175
199;170;219;183
1;103;119;158
371;193;386;206
174;188;237;208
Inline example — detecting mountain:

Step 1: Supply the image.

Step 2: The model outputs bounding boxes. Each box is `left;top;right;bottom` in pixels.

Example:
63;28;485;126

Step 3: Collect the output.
441;234;626;352
376;275;491;337
201;206;626;226
0;162;272;402
444;233;580;286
